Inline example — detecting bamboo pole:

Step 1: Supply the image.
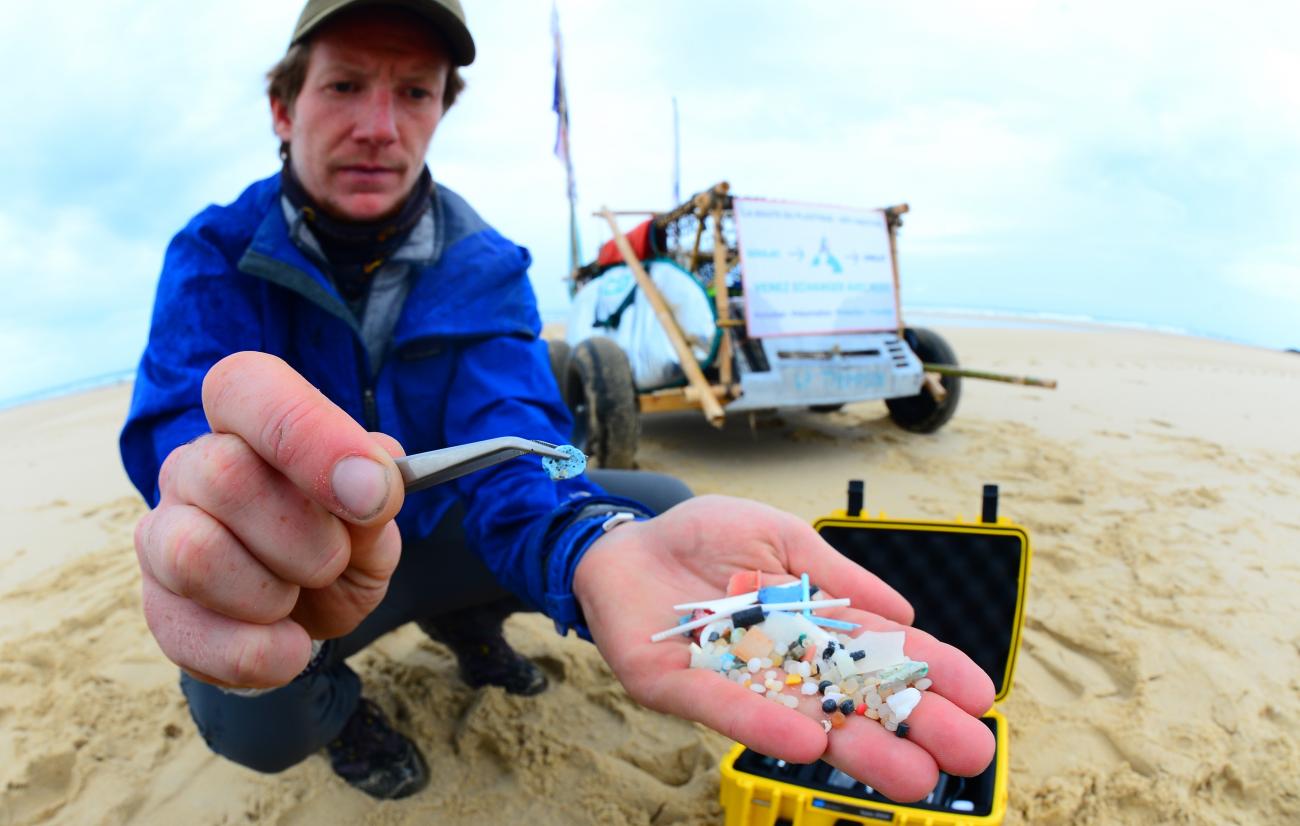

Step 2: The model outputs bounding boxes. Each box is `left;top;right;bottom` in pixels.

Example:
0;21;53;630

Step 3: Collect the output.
922;373;948;404
599;208;726;427
923;364;1058;389
687;216;706;275
885;205;908;340
711;202;734;389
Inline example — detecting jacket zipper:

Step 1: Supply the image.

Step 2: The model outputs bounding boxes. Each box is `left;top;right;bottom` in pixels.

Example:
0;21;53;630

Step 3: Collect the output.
362;386;378;431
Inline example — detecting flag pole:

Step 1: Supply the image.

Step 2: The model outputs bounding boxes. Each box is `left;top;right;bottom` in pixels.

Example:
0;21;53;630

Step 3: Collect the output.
672;96;681;207
552;3;580;281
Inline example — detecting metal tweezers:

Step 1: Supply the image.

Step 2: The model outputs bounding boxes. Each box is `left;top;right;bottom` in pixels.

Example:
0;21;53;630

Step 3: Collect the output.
394;436;570;494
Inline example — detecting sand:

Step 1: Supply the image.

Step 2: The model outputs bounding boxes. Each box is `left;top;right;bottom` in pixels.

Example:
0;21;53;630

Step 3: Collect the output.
2;323;1298;825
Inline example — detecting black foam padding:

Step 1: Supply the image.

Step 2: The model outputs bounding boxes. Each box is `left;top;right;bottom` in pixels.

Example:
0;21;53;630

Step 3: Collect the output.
817;524;1025;693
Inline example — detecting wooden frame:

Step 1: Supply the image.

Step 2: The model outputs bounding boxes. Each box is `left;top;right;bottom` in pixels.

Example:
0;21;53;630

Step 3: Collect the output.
589;182;1054;431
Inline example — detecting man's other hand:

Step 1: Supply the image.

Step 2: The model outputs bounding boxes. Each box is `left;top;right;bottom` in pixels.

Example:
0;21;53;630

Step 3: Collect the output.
573;496;997;803
134;352;406;689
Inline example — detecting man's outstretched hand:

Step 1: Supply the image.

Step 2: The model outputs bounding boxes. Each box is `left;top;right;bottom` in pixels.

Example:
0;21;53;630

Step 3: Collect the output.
573;496;997;802
134;352;406;689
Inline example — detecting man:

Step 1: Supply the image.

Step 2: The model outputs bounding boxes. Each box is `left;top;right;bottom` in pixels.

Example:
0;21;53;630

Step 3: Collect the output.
121;0;997;804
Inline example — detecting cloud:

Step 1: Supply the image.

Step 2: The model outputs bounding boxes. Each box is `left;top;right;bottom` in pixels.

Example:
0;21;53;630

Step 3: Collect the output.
2;0;1298;404
0;207;157;400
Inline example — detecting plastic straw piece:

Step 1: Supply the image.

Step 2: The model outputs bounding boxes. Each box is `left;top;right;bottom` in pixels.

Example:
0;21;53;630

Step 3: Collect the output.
800;573;811;618
651;612;732;642
673;590;759;612
810;616;860;631
649;597;850;642
753;598;850;613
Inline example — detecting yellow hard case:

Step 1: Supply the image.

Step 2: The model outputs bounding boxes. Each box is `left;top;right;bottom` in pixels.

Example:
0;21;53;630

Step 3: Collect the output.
718;483;1032;825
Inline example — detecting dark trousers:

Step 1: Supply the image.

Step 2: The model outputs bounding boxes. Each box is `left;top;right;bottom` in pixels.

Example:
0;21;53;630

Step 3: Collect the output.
180;469;692;773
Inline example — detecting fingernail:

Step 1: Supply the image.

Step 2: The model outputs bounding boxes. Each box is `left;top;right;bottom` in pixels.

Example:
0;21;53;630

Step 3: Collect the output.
331;456;390;520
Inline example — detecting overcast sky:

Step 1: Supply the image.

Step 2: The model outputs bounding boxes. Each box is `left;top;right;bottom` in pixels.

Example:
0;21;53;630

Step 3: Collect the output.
2;0;1297;404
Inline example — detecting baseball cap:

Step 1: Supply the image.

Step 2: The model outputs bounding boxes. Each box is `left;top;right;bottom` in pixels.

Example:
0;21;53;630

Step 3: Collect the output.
290;0;475;65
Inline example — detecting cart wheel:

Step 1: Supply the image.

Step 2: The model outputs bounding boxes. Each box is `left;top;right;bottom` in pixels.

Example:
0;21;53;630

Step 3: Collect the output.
565;337;639;468
545;338;571;395
887;327;961;433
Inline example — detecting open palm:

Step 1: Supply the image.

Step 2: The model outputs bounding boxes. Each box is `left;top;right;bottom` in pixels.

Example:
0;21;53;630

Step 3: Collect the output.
573;495;996;802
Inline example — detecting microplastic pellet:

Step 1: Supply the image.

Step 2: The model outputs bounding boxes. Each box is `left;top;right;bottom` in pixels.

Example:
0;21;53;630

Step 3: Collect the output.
675;575;930;737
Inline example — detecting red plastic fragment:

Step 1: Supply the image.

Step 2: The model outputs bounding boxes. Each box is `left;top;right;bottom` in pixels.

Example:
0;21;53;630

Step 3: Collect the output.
726;569;764;597
690;608;714;643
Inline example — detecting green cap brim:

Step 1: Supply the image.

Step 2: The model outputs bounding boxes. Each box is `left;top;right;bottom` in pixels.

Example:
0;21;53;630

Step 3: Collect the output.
292;0;475;66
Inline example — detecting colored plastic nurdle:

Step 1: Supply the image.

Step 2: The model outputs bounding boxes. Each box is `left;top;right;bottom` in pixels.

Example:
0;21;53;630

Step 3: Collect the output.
542;444;587;480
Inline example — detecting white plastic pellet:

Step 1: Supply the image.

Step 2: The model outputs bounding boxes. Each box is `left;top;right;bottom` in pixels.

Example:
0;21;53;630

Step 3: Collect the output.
885;687;922;722
760;658;774;669
783;659;801;674
916;678;933;691
798;662;811;678
782;695;799;709
750;683;766;694
801;682;819;696
884;719;899;732
764;670;778;681
748;658;762;673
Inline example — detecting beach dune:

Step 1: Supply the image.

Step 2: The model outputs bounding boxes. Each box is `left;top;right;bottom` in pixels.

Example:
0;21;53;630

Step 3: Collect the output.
2;323;1298;824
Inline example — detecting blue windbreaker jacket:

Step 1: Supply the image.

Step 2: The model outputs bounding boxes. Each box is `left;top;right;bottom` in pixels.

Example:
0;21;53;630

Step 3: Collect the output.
120;173;642;637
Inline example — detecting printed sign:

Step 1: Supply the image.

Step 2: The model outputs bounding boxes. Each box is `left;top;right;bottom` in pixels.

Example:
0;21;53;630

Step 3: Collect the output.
733;198;898;337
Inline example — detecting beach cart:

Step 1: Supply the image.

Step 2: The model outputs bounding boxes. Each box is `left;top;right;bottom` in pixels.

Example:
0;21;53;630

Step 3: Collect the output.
556;182;1052;468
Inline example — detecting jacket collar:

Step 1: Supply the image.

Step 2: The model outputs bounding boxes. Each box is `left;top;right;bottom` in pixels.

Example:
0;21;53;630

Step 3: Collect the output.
235;173;540;345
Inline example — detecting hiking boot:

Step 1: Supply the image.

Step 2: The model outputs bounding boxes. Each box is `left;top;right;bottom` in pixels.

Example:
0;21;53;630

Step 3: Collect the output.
454;636;550;696
327;698;429;800
419;615;549;696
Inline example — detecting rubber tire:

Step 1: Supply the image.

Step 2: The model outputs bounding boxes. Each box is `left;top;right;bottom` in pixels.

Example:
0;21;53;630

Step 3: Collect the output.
886;327;961;433
564;337;640;468
545;339;571;396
